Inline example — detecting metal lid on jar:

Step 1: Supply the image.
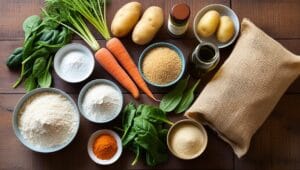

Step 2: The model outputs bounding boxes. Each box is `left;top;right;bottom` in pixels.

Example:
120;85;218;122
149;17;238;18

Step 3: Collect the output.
170;3;190;24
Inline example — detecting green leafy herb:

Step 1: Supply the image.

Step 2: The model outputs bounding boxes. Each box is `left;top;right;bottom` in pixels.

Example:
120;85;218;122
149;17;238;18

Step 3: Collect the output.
8;14;71;91
175;79;200;113
32;57;47;77
119;103;172;166
22;15;42;40
138;105;174;125
24;75;37;92
38;57;53;88
159;75;190;112
6;47;23;69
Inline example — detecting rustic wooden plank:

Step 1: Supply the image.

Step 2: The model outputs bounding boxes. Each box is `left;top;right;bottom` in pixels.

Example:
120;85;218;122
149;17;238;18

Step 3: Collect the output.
0;0;229;40
0;0;43;40
1;39;299;94
234;94;300;170
0;94;233;170
232;0;300;39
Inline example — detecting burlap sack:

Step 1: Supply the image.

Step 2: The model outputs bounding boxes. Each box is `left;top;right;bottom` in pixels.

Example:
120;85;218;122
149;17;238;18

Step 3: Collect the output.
185;18;300;158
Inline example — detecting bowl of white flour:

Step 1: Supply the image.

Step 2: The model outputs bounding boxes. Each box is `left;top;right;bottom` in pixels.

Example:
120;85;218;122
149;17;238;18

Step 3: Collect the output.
78;79;123;123
12;88;80;153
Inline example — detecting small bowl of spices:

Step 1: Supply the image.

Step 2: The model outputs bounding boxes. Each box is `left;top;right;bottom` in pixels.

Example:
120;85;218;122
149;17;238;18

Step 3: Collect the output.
78;79;123;123
167;119;208;160
139;42;185;87
88;129;122;165
54;43;95;83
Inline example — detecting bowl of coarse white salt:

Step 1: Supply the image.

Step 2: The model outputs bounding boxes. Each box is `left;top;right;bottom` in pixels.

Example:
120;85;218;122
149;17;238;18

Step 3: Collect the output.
54;43;95;83
12;88;80;153
78;79;123;123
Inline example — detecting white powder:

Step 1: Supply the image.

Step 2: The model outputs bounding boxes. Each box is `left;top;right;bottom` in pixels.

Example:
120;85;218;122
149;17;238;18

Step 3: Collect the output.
18;92;78;148
60;51;92;82
82;84;122;122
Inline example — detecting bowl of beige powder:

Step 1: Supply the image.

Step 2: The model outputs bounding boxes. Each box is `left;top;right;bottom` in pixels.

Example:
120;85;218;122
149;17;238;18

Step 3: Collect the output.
139;42;186;87
12;88;80;153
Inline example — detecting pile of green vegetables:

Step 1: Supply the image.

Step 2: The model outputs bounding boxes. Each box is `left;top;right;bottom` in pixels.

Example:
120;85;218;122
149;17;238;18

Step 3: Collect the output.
6;15;71;91
120;103;173;166
160;75;200;113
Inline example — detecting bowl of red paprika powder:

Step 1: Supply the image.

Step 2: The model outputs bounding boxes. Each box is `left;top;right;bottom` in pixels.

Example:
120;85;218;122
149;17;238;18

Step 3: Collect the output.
87;129;122;165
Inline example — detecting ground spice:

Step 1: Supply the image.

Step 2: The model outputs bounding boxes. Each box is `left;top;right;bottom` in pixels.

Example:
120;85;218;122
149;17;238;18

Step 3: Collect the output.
142;47;182;85
93;134;118;160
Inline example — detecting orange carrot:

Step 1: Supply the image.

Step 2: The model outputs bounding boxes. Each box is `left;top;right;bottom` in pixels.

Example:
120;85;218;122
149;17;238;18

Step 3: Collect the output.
106;37;158;101
95;48;139;99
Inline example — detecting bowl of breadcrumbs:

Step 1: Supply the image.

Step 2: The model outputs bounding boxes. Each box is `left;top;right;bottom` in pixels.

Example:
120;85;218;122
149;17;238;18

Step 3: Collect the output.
139;42;186;87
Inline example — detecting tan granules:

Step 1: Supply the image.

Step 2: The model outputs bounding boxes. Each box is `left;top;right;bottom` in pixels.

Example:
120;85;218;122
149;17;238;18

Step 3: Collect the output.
142;47;182;85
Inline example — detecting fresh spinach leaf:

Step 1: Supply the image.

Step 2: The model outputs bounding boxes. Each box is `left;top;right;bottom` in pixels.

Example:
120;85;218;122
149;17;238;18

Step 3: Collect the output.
159;75;190;112
32;57;47;78
132;117;157;136
22;47;49;64
6;47;23;69
38;56;53;88
38;71;52;88
139;105;173;125
122;128;136;147
24;75;37;92
121;103;136;142
175;79;200;113
23;15;42;40
135;132;168;166
23;32;36;59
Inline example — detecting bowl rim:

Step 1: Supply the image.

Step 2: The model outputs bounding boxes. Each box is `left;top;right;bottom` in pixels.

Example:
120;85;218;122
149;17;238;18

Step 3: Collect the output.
193;4;240;48
87;129;123;165
138;42;186;87
12;88;80;153
78;79;124;123
167;119;208;160
54;43;95;83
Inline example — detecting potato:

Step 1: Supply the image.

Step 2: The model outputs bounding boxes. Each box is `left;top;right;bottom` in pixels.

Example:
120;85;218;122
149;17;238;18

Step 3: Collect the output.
111;2;142;37
197;10;220;37
132;6;164;45
217;16;235;43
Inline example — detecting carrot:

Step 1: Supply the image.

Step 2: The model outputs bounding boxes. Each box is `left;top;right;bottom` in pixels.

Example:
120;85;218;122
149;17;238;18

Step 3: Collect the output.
106;37;158;101
95;48;139;99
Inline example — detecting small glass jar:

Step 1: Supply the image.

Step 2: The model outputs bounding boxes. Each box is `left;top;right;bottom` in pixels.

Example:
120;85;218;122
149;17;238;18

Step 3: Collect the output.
168;3;190;37
188;42;220;78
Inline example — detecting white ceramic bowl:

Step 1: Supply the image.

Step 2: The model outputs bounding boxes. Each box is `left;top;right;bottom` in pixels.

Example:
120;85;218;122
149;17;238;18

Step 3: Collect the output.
78;79;123;123
54;43;95;83
12;88;80;153
87;129;122;165
193;4;240;48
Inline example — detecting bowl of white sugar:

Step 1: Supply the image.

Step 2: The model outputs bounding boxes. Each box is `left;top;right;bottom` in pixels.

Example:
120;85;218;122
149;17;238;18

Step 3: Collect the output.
54;43;95;83
78;79;123;123
12;88;80;153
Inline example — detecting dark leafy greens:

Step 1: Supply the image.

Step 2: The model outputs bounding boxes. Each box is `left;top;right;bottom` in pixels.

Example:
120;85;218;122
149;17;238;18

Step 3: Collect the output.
6;14;71;92
160;75;200;113
159;75;190;112
120;103;173;167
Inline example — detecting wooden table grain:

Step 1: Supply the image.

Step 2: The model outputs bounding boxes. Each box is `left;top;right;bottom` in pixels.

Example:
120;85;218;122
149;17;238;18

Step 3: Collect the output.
0;0;299;170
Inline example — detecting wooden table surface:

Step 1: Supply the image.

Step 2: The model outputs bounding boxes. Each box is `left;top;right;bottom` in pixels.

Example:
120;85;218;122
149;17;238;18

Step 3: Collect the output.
0;0;299;170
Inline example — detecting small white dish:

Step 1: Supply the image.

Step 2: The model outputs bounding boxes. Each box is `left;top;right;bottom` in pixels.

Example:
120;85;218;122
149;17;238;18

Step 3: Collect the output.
54;43;95;83
78;79;123;123
193;4;240;48
87;129;122;165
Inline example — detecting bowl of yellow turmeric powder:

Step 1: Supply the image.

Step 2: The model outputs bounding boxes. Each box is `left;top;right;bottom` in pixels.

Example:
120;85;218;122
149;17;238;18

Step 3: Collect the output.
87;129;122;165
